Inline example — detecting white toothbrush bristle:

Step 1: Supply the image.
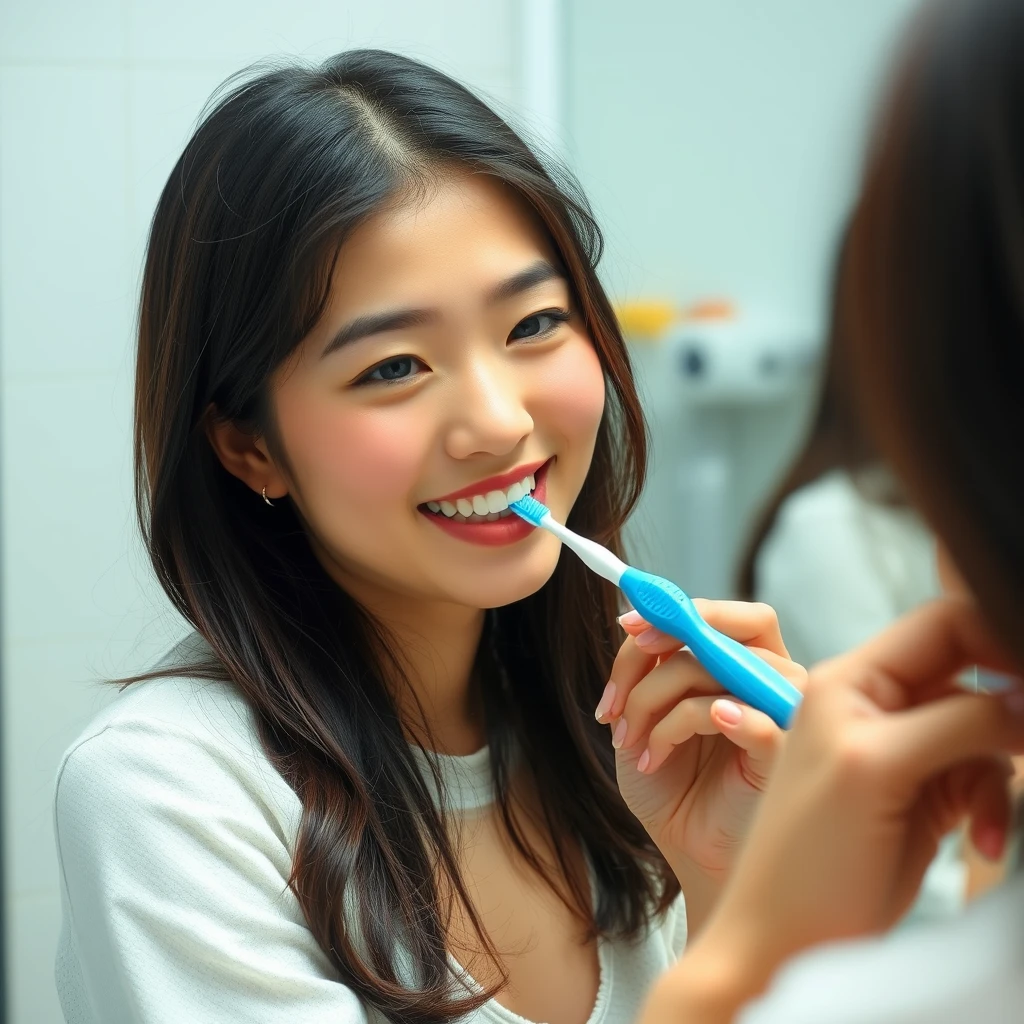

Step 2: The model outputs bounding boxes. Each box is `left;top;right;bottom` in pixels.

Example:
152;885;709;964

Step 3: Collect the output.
510;494;627;584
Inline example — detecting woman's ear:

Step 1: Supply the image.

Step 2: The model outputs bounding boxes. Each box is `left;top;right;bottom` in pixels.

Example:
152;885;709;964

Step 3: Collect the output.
205;406;289;501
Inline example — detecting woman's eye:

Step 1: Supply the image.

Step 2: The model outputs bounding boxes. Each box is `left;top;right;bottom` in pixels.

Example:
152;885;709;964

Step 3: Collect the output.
509;309;570;342
359;355;425;385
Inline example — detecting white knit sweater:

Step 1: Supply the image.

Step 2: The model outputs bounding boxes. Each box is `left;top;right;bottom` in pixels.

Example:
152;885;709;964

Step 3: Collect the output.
54;635;687;1023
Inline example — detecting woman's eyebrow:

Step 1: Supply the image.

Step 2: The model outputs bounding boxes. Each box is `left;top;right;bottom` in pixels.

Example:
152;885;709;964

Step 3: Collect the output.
320;308;435;358
320;259;565;359
486;259;564;303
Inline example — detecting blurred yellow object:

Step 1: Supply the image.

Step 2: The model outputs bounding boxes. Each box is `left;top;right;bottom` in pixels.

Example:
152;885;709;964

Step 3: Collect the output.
614;301;677;341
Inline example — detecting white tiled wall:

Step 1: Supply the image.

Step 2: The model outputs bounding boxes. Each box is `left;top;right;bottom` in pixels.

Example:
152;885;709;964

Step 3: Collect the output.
0;3;521;1021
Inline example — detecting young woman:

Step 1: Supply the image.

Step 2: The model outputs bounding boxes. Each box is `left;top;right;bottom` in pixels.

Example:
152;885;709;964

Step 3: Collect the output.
638;0;1024;1019
53;51;802;1024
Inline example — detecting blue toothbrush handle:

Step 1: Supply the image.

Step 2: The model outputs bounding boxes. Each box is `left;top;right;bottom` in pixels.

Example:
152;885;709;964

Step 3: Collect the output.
619;568;802;729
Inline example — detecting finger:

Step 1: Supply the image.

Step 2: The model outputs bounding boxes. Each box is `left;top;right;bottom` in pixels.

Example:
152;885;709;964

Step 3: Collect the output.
963;760;1014;861
599;632;686;725
618;610;650;634
638;697;781;778
829;598;1017;706
632;628;687;656
633;695;722;773
881;690;1024;792
709;699;784;780
923;757;1010;838
691;599;789;658
614;644;805;749
620;600;789;658
615;649;726;750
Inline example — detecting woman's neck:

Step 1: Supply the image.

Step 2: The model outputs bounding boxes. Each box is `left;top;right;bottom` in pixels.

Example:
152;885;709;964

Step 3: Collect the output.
388;600;489;756
334;574;489;755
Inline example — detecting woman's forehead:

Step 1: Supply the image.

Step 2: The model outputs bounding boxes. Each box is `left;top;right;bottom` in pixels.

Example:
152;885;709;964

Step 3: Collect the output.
328;173;557;301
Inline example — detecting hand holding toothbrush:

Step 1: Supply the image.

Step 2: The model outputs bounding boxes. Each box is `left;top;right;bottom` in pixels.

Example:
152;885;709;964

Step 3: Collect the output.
600;602;807;933
507;494;808;928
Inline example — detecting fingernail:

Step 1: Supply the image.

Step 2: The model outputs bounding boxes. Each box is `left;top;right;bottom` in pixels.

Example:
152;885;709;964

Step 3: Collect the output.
618;610;644;627
976;825;1006;862
633;628;661;650
612;718;628;749
636;749;650;773
714;699;743;726
595;681;617;723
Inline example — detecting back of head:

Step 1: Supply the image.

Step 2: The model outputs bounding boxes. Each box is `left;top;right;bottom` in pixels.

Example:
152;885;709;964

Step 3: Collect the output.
847;0;1024;662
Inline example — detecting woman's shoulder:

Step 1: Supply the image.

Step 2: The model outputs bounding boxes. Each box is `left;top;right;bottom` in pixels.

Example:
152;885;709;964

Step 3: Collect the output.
55;632;300;833
739;872;1024;1024
773;470;864;526
61;634;252;761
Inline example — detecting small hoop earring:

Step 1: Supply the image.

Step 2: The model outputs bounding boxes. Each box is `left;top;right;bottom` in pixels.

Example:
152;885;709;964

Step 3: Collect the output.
262;486;274;507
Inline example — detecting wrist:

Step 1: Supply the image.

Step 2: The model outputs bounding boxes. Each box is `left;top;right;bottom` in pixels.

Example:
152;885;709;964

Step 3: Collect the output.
664;850;727;938
642;923;773;1024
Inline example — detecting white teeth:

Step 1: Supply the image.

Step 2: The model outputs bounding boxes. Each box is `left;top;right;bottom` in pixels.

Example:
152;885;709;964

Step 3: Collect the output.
485;489;508;513
427;469;540;520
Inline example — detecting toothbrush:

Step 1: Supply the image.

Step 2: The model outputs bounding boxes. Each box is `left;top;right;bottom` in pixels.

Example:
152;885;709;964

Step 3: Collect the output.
510;494;802;729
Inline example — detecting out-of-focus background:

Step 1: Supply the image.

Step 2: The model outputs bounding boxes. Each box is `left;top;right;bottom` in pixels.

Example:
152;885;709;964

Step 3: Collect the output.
0;1;927;1020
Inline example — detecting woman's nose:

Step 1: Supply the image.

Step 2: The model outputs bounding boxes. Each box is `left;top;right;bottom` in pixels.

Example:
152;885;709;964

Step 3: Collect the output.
443;359;534;460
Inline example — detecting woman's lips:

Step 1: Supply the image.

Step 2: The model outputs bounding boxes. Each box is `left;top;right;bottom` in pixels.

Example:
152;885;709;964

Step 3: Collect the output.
419;460;551;547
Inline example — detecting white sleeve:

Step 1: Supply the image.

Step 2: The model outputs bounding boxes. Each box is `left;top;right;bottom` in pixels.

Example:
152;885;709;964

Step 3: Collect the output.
54;720;371;1024
671;891;688;958
736;873;1024;1024
755;496;903;667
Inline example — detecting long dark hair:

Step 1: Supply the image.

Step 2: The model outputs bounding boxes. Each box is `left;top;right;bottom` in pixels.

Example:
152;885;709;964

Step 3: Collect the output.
845;0;1024;664
736;231;887;600
133;50;671;1023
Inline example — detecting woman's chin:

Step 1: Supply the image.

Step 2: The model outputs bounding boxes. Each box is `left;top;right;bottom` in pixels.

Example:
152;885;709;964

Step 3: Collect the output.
452;545;564;610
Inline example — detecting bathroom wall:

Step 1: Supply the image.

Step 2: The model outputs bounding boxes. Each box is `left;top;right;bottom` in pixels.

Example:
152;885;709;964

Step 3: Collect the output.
563;0;922;592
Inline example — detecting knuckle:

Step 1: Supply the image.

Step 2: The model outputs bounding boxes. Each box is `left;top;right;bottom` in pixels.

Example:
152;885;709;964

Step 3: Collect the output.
801;669;835;704
788;662;810;692
750;601;780;630
621;682;656;721
647;716;676;751
831;730;881;782
751;712;782;745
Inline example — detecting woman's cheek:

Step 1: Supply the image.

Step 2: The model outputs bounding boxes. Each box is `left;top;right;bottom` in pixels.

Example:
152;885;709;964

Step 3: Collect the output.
534;337;607;440
286;402;427;510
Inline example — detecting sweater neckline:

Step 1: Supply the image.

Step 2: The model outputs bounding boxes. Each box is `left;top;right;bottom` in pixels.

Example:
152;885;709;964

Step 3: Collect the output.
410;744;496;812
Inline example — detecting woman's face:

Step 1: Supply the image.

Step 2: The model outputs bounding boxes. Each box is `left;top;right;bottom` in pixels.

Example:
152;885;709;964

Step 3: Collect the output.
267;173;607;614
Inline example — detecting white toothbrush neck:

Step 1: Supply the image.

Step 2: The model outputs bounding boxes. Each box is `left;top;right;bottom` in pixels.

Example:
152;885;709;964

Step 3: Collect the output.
539;515;628;585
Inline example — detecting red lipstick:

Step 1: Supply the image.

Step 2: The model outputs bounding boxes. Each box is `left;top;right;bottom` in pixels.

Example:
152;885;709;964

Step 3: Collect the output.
419;459;552;547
